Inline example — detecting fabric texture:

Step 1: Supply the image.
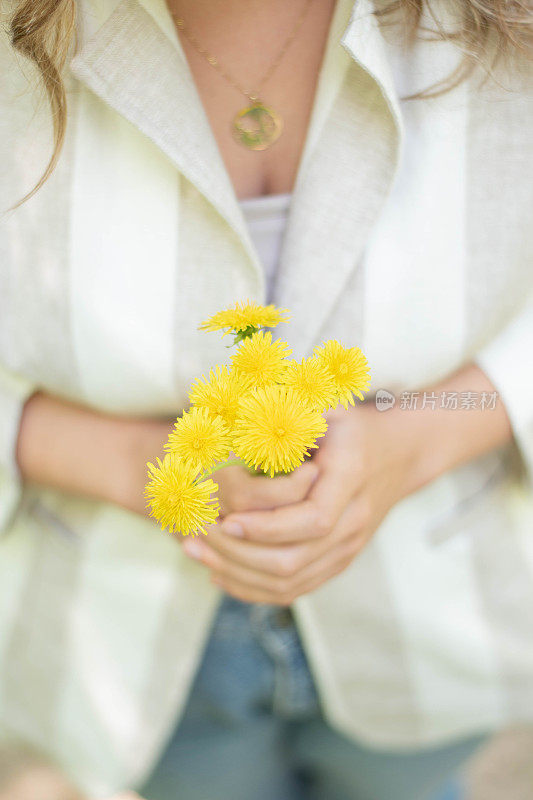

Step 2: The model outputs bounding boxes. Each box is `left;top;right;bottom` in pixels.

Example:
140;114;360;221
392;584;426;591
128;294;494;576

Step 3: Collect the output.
0;0;532;794
475;296;533;488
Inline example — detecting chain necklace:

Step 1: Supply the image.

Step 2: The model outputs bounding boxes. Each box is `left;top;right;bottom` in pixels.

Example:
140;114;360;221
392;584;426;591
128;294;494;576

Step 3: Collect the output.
170;0;314;151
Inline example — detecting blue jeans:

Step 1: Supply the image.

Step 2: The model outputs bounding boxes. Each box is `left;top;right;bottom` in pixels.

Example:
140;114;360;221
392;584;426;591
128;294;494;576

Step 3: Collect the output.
139;594;487;800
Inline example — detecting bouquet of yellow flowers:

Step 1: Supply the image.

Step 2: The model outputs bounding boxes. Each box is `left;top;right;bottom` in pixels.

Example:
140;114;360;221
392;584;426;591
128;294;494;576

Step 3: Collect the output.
144;301;371;536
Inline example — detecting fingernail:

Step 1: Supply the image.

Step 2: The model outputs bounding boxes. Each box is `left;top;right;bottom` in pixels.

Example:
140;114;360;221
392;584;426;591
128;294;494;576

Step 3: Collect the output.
223;520;244;537
183;539;204;559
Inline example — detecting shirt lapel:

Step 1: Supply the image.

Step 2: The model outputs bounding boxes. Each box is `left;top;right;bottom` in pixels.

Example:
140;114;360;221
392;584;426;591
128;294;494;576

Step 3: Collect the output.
272;0;405;355
69;0;404;355
68;0;262;275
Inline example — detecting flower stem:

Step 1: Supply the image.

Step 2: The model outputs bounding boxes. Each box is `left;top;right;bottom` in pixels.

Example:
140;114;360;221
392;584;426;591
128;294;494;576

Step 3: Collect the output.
202;458;266;480
203;458;244;478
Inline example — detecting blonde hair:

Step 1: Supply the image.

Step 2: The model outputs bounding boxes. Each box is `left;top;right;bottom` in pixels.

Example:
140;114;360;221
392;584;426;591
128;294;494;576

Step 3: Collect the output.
6;0;77;209
5;0;533;208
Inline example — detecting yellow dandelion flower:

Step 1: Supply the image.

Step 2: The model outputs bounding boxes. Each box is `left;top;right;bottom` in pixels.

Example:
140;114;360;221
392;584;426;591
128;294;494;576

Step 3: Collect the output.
283;357;338;412
144;454;220;536
231;331;292;389
164;406;231;471
314;340;371;409
189;365;247;428
199;300;290;335
233;385;327;477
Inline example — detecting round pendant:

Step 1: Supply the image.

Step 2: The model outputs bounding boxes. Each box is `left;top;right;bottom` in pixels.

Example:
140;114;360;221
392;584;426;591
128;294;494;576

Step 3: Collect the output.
232;102;283;151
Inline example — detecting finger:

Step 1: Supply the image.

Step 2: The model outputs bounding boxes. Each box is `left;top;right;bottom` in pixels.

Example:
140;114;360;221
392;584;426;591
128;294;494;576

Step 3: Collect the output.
220;460;358;544
186;526;323;577
220;499;325;544
213;516;365;597
213;534;364;606
192;538;306;595
217;460;318;517
189;497;368;578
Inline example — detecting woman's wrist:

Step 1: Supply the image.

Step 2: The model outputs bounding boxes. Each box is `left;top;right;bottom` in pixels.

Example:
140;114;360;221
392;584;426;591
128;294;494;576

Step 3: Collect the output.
17;390;132;505
111;415;175;516
379;362;514;500
16;390;175;514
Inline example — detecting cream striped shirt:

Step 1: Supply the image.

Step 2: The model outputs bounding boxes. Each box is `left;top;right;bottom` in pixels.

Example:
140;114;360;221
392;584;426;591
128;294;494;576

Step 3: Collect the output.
0;0;532;794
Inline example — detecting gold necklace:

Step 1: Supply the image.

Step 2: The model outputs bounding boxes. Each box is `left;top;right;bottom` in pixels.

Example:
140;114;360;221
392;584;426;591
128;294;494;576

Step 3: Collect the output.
170;1;314;151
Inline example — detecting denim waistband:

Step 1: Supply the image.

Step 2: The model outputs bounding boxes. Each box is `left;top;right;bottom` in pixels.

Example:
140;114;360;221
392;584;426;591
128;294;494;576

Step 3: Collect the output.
210;593;321;719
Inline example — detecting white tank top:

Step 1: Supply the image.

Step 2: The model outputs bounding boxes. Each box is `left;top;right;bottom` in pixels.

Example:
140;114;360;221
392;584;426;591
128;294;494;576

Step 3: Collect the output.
238;192;292;304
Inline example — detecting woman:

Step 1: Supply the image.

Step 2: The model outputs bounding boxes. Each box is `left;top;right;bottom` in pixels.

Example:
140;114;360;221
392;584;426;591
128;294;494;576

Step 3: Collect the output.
1;0;532;797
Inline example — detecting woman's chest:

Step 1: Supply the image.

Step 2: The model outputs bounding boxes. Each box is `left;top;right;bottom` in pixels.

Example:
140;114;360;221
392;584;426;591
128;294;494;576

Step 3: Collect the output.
165;0;338;199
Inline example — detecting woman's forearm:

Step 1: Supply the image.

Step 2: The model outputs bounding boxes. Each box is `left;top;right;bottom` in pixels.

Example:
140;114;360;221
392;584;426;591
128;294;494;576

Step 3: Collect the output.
395;362;514;496
15;390;173;514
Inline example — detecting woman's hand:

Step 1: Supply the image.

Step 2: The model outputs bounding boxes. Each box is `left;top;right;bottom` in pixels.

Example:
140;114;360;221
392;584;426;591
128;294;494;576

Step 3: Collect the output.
182;363;513;605
182;401;419;604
